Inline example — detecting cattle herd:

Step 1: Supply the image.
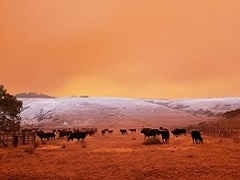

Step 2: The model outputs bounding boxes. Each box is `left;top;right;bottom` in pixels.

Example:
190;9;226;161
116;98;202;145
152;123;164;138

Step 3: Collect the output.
20;126;203;147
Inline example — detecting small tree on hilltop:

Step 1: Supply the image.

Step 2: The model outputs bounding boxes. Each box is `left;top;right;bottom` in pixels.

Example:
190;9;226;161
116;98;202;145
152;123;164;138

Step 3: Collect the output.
0;84;23;132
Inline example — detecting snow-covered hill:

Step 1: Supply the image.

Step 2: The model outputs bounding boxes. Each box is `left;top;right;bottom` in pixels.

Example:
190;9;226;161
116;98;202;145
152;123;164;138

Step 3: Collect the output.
147;98;240;117
20;97;240;129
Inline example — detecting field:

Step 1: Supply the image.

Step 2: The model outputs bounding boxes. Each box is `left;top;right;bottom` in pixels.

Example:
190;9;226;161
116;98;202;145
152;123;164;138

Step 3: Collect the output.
0;131;240;180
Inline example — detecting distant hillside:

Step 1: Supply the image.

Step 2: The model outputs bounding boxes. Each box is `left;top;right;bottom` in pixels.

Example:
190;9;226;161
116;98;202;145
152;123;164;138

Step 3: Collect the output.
16;92;55;98
19;97;240;130
187;108;240;138
222;108;240;119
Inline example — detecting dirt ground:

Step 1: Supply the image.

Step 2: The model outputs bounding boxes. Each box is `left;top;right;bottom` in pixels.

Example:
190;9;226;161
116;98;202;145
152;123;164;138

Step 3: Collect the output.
0;131;240;180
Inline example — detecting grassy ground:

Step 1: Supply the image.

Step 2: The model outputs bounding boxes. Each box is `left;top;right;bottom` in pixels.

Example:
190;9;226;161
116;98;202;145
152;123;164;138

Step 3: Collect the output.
0;131;239;179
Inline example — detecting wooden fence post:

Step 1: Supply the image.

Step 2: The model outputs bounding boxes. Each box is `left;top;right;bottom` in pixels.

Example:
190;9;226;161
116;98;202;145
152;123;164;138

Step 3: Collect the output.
218;129;221;137
22;132;26;145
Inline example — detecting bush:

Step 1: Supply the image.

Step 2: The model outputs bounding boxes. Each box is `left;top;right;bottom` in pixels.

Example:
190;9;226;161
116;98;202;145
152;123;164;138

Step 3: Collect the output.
41;140;47;145
81;140;87;148
142;137;162;145
24;146;35;154
33;141;40;148
186;154;194;158
0;154;3;160
233;138;240;143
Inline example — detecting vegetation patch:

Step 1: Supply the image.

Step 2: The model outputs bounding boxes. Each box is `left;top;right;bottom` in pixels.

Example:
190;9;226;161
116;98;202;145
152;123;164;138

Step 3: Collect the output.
223;108;240;119
24;146;35;154
142;138;162;145
0;153;4;160
81;141;87;148
33;141;40;148
233;138;240;143
41;140;47;145
186;154;194;158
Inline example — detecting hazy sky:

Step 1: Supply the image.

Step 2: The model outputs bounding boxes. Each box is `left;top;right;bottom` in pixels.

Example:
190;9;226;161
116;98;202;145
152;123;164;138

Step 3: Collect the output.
1;0;240;99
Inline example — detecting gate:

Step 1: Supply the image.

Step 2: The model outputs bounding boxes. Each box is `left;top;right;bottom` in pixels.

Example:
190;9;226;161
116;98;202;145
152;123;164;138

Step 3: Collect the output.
0;132;36;147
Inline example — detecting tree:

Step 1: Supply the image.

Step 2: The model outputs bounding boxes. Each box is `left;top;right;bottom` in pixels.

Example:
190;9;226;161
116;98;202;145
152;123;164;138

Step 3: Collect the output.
0;85;23;132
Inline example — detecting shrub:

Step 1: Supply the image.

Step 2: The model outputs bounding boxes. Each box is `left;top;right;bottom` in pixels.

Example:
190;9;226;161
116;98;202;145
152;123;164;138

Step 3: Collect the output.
186;154;194;158
142;138;162;145
24;146;35;154
233;138;240;143
81;141;87;148
33;141;40;148
0;154;3;160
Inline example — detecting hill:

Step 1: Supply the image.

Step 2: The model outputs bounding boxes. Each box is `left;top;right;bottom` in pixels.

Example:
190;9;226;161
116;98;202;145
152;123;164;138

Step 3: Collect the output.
19;97;240;130
222;108;240;119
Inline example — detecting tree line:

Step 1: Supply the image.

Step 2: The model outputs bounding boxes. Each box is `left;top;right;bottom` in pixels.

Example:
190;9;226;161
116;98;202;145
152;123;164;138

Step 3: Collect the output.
15;92;55;98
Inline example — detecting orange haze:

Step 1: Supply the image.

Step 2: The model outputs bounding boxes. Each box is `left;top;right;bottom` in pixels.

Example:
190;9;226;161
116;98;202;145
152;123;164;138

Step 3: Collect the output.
1;0;240;99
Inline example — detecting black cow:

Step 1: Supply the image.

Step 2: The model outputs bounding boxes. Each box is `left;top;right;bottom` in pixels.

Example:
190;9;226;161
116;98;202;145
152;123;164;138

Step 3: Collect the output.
12;134;19;147
37;131;56;141
83;128;97;136
73;129;80;133
191;130;203;144
129;128;136;133
171;128;187;137
81;127;97;136
57;130;72;138
120;129;127;135
140;128;160;139
101;129;109;135
159;128;170;143
67;132;87;142
85;130;94;136
108;130;114;134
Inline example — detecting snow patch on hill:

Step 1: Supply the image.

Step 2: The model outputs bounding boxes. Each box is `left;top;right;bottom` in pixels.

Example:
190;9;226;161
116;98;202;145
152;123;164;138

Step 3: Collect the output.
19;97;240;129
147;98;240;117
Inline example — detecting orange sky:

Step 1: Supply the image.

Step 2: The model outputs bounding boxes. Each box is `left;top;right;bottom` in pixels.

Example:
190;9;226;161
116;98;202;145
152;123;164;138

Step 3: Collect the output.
1;0;240;99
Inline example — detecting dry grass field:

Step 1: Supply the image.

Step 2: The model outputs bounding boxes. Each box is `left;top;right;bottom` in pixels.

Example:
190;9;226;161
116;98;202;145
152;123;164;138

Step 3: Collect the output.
0;131;240;180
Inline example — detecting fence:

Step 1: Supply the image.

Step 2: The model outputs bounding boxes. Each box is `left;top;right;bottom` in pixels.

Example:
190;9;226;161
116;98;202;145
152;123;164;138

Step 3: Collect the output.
0;132;36;148
187;124;240;138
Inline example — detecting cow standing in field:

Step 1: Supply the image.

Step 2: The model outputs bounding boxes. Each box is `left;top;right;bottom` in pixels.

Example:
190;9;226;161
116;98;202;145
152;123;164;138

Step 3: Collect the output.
67;131;87;142
12;134;19;147
36;131;56;141
140;128;160;139
171;128;187;137
159;128;170;143
120;129;128;135
101;129;109;135
191;130;203;144
108;130;114;134
57;129;72;139
84;128;98;136
129;129;136;133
